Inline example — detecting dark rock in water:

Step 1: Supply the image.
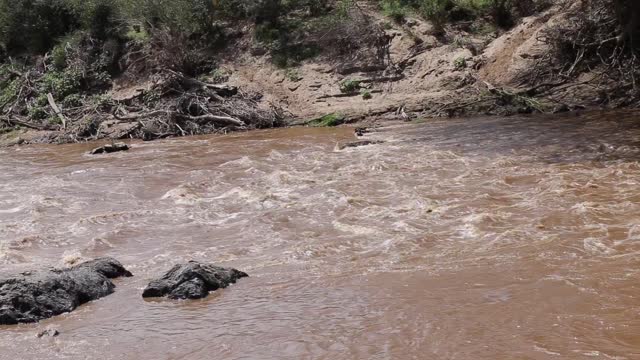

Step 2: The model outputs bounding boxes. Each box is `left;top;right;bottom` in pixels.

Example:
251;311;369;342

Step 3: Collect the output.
553;104;570;114
0;258;132;325
354;127;370;137
37;328;60;338
89;142;129;155
142;261;248;300
337;140;384;150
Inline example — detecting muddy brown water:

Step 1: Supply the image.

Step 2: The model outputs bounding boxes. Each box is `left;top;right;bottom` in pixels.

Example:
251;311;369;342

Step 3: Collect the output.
1;112;640;359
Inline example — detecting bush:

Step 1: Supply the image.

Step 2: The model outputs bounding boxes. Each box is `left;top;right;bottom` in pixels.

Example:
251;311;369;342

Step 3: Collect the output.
62;93;83;108
28;106;48;120
379;0;547;31
453;56;467;69
39;70;82;100
0;0;343;71
381;0;409;23
340;79;361;93
0;76;18;109
419;0;452;34
0;0;80;54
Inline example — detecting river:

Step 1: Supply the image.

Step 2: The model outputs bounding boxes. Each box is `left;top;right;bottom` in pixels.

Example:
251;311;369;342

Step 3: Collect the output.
1;111;640;359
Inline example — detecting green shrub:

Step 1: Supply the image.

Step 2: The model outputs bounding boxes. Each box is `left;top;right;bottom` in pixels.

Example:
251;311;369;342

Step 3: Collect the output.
377;0;538;32
381;0;409;23
337;0;354;18
0;78;18;109
453;56;467;69
0;0;80;54
28;106;48;120
35;94;49;107
39;70;82;99
124;27;150;44
419;0;452;34
90;94;113;110
285;68;302;82
361;90;372;100
62;94;83;108
51;45;68;70
200;68;231;83
48;116;62;125
340;79;361;93
142;90;161;105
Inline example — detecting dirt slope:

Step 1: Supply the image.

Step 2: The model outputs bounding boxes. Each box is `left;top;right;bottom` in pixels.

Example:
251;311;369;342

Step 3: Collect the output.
222;2;580;123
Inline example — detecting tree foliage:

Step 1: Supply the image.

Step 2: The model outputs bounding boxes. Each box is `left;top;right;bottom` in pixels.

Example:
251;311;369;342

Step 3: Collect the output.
0;0;338;57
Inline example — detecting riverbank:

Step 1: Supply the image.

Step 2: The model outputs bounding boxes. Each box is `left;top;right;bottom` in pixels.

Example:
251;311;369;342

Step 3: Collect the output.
1;0;638;146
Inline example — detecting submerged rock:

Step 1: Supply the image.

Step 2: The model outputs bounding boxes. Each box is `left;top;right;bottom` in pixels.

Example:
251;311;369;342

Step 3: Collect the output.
337;140;384;150
553;104;570;114
142;262;248;300
36;328;60;338
0;258;132;325
89;142;129;155
354;127;370;137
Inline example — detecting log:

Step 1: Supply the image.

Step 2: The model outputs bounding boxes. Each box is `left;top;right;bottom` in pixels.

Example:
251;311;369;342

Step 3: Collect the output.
46;93;67;129
113;109;169;121
175;114;246;127
317;89;383;99
356;75;404;84
0;116;46;130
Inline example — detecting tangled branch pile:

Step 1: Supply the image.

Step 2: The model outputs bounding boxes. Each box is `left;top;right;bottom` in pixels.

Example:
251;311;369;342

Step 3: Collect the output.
0;29;284;143
523;0;640;106
110;69;284;141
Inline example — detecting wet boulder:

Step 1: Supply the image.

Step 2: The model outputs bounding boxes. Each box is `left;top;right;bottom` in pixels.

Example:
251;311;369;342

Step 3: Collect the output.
0;258;132;325
89;142;129;155
142;262;248;300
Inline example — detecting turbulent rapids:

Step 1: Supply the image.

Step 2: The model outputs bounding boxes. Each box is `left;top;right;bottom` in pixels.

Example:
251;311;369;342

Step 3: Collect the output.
1;111;640;359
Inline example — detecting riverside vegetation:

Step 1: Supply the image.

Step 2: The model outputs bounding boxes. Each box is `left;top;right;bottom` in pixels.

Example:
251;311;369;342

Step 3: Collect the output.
0;0;639;145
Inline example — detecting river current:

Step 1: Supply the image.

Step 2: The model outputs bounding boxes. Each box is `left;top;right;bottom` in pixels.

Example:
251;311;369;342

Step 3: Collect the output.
1;111;640;359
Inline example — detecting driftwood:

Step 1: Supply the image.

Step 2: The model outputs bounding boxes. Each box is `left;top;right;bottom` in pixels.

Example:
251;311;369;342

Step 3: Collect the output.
46;93;67;129
163;69;238;96
113;109;246;127
1;63;281;143
317;89;383;99
0;116;47;130
357;75;404;84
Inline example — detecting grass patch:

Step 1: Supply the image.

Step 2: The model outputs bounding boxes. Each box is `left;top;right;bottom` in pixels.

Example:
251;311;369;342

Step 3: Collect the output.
308;113;345;127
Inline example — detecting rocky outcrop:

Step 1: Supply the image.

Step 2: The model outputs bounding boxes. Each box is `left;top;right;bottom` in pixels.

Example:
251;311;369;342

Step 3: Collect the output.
0;258;132;325
142;262;248;300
